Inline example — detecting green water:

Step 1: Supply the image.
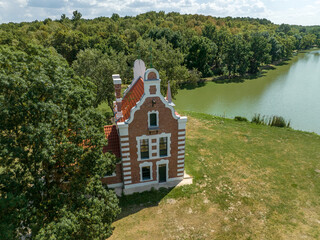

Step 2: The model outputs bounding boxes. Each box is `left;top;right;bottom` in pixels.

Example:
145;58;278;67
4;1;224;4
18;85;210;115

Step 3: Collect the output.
175;50;320;134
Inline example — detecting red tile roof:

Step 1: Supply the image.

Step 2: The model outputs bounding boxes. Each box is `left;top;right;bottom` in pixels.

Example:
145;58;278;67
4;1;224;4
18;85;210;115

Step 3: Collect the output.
103;125;121;158
119;77;144;122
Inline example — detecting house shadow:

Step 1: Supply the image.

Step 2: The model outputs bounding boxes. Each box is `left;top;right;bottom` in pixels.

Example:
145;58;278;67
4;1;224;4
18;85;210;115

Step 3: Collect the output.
115;187;174;220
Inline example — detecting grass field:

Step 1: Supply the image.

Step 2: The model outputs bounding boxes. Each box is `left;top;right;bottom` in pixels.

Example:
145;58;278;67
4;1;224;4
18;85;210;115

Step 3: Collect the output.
110;111;320;240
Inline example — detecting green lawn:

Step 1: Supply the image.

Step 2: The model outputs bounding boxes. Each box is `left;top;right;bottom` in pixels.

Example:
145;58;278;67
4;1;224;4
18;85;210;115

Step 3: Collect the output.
110;111;320;240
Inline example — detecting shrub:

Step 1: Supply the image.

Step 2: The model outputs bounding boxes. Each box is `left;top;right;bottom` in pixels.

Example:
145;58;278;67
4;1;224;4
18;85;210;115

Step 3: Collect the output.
251;114;266;125
268;116;291;128
234;116;248;122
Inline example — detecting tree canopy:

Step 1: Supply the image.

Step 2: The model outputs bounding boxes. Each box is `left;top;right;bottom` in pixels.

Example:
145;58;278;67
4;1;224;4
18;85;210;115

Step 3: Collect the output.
0;45;120;239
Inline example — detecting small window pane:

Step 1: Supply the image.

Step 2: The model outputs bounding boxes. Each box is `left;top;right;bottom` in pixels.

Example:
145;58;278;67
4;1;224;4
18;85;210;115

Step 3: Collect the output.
150;113;157;127
142;166;151;180
159;137;168;157
140;139;149;159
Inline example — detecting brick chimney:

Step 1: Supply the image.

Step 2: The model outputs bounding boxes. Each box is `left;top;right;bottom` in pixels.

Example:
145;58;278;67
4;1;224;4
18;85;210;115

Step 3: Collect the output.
112;74;123;119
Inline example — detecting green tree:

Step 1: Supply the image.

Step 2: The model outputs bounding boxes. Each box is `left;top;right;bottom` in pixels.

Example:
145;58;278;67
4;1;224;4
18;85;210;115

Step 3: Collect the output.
186;36;217;77
248;33;271;74
50;30;89;64
0;45;120;239
72;48;128;109
72;10;82;21
224;35;250;77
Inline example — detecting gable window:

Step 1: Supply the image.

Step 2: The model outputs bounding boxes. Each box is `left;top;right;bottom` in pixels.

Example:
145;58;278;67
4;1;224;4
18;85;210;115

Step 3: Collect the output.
148;111;159;129
142;166;151;180
140;139;149;159
150;113;157;126
159;137;168;157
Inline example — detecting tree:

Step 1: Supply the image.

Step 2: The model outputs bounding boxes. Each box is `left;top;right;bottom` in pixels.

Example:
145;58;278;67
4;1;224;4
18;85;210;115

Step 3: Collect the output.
50;30;89;64
0;45;120;239
248;33;271;73
72;10;82;21
186;36;217;77
72;48;128;109
224;35;250;77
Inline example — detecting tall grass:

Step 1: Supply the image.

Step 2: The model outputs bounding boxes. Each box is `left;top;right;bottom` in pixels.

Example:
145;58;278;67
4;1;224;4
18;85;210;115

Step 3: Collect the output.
251;114;290;128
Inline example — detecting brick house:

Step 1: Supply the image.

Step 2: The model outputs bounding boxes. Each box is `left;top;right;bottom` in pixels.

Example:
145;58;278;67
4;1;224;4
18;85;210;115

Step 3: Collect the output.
102;60;187;195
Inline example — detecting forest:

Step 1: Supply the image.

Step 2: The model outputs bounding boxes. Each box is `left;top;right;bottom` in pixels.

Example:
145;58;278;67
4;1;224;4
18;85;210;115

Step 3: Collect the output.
1;11;320;110
1;11;320;239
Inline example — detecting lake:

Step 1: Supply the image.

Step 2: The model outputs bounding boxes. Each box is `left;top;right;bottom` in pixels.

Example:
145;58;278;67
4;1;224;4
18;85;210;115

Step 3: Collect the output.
175;50;320;135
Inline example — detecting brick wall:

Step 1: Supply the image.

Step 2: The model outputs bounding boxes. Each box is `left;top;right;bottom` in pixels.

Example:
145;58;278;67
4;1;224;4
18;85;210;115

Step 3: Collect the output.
127;96;180;185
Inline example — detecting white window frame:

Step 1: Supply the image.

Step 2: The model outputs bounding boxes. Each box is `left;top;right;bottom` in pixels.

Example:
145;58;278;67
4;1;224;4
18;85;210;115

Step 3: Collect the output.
156;159;169;183
159;136;169;157
139;161;153;182
148;110;159;129
136;133;171;161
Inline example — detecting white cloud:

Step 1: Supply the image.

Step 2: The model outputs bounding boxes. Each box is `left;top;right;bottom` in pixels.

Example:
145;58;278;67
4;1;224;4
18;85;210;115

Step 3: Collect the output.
0;0;319;25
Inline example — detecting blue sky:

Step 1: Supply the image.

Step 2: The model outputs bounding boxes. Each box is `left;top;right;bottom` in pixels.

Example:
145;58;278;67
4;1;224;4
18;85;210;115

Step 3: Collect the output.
0;0;319;25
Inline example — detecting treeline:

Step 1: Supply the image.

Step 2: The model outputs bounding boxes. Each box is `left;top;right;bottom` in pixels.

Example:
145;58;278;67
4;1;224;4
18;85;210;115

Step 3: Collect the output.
1;11;320;109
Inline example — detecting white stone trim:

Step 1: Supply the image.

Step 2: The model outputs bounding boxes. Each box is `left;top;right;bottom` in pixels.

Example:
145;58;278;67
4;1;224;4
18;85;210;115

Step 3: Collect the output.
177;159;184;163
178;164;184;168
178;131;186;135
121;142;129;147
123;167;131;171
178;140;185;145
136;133;171;161
178;155;184;159
178;146;185;150
107;183;123;188
121;137;129;142
122;147;129;152
148;110;159;128
122;152;130;157
139;161;153;182
124;176;132;180
178;150;185;154
177;168;184;172
178;136;185;140
124;180;132;184
122;157;130;161
123;171;131;176
178;116;187;130
156;159;169;183
144;68;160;80
117;122;128;136
124;180;158;189
123;162;131;166
167;177;183;182
177;172;184;177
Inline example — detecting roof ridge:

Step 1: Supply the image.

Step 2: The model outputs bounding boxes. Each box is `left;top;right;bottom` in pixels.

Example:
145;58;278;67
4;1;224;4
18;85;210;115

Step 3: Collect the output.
123;76;142;98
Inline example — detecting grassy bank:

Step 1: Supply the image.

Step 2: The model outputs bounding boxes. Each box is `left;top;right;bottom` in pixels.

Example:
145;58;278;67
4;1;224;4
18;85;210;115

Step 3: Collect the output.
110;111;320;240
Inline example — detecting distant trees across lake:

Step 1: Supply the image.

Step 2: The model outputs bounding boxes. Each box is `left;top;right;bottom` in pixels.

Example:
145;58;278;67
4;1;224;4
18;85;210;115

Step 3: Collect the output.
1;11;319;98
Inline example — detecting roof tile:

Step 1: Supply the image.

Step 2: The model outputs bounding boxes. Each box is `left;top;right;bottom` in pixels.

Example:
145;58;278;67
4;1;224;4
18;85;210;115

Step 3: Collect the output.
119;77;144;122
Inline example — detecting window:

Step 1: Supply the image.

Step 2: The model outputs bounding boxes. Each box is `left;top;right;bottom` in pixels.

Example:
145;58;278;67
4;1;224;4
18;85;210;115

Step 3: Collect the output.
140;139;149;159
150;113;157;127
142;166;151;180
159;137;168;157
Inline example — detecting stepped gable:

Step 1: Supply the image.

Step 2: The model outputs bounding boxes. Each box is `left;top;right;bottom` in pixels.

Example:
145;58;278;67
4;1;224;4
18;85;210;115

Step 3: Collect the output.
119;77;144;122
103;125;121;158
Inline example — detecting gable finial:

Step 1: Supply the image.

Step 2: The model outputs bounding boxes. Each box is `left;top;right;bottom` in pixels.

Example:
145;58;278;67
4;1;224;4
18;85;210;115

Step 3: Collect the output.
148;44;153;68
167;80;175;106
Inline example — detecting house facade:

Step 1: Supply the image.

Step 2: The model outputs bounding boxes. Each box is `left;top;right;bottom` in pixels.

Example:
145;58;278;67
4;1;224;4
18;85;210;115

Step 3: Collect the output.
102;60;187;195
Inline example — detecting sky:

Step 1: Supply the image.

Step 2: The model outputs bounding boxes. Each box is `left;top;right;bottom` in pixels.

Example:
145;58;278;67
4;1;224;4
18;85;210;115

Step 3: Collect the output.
0;0;320;26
